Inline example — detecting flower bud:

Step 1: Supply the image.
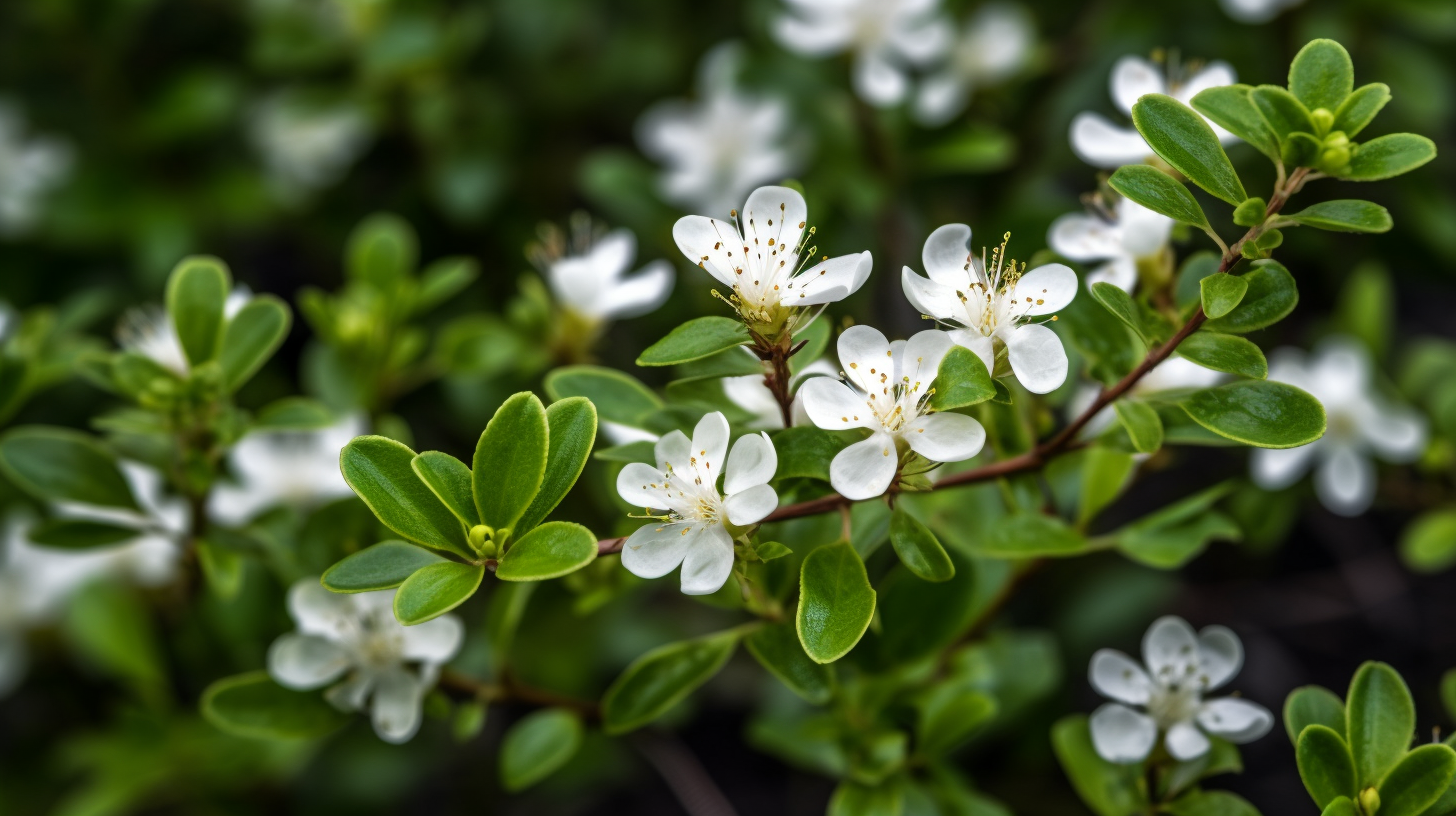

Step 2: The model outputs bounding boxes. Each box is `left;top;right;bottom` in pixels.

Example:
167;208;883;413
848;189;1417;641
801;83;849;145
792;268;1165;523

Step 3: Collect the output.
1359;786;1381;815
468;524;491;552
1310;107;1335;136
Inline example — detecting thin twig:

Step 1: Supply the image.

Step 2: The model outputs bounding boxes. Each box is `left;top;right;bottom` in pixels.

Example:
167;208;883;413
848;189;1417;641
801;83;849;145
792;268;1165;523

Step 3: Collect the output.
632;731;741;816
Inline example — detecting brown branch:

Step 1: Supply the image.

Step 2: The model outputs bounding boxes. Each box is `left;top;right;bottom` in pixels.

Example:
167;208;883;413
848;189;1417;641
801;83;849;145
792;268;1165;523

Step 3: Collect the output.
437;668;601;719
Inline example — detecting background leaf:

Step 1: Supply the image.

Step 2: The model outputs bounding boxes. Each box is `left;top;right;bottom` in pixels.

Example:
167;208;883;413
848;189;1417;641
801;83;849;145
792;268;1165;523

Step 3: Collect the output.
0;426;138;509
499;708;584;792
201;671;349;740
601;631;739;734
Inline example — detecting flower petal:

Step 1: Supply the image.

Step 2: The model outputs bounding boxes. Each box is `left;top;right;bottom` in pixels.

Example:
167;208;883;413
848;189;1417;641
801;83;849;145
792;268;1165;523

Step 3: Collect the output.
1197;697;1274;743
741;185;807;265
838;324;894;395
922;223;975;288
288;579;356;637
904;412;985;463
1142;615;1199;686
1119;200;1174;257
772;11;855;56
801;377;875;432
913;71;968;127
724;431;777;494
371;667;426;744
1165;720;1211;760
691;411;731;485
899;329;954;386
1090;702;1158;763
400;614;464;664
1070;112;1152;169
672;215;741;287
1087;258;1138;293
599;260;675;320
268;633;351;690
1012;263;1078;316
725;483;778;526
325;671;374;711
853;50;908;106
789;251;872;306
1048;213;1123;262
679;524;736;595
1110;56;1166;115
1003;323;1069;394
620;522;700;579
1197;625;1243;692
901;267;962;321
1089;649;1154;705
830;432;900;501
1361;404;1427;463
617;462;672;510
1249;444;1317;490
1315;444;1374;517
947;329;994;373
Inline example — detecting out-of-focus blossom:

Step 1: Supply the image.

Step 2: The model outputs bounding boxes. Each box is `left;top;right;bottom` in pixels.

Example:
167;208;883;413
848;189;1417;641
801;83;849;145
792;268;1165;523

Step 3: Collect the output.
249;92;372;203
1049;197;1173;292
117;287;251;376
0;100;72;237
724;353;837;430
1070;56;1236;168
914;4;1034;126
531;219;674;324
774;0;952;107
209;414;368;526
1220;0;1305;24
1073;357;1225;437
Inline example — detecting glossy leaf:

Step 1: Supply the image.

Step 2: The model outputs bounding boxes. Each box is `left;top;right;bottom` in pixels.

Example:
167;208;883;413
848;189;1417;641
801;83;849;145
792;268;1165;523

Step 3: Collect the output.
1321;798;1358;816
1251;85;1316;144
1191;85;1279;159
347;213;416;285
977;514;1086;557
1284;201;1393;234
1131;93;1247;205
930;345;996;410
1342;134;1438;181
1333;84;1390;138
745;621;833;704
1298;724;1358;809
1203;261;1299;334
797;542;877;664
1179;381;1324;448
544;365;661;425
1289;39;1354;113
1378;744;1456;816
1090;282;1156;345
321;540;445;593
1176;332;1268;379
1052;715;1148;816
499;708;584;792
1108;164;1209;229
411;451;481;528
637;317;752;366
1201;274;1248;319
1285;685;1347;743
219;295;290;391
773;426;852;482
1117;511;1240;569
516;397;597;533
1347;661;1416;787
472;391;549;532
166;255;230;367
393;561;484;625
201;671;349;739
1114;399;1164;454
495;521;597;581
340;436;470;557
0;426;138;509
601;630;739;734
889;509;954;582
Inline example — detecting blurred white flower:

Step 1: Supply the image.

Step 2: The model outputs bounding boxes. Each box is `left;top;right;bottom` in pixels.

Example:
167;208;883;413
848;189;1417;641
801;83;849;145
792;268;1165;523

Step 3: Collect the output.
1089;616;1273;763
536;225;673;323
724;352;838;430
1074;357;1225;437
1070;56;1237;168
0;300;16;343
1049;197;1173;293
268;580;462;744
1220;0;1304;24
902;225;1078;393
117;287;251;376
0;100;73;237
1251;338;1426;516
914;4;1034;127
774;0;952;107
209;414;367;526
616;412;778;595
638;44;801;217
249;92;371;203
801;325;986;500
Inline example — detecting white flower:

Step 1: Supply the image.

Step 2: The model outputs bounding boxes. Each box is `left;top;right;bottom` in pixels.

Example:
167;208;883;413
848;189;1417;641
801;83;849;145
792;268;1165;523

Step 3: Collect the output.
725;354;839;430
543;227;673;323
774;0;952;107
913;4;1034;127
637;44;802;217
800;325;986;500
615;412;778;595
117;287;251;376
901;225;1078;394
672;185;873;335
1070;56;1237;169
0;100;72;237
1220;0;1304;24
249;92;371;202
1251;338;1426;516
1048;197;1173;293
209;414;367;526
268;580;462;744
1089;615;1273;763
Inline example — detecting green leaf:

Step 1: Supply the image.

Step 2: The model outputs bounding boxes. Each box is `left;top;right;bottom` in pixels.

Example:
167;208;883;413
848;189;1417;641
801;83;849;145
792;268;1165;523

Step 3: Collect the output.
1321;797;1358;816
516;397;597;533
1090;282;1155;345
872;548;979;665
393;561;485;625
544;365;661;425
1113;400;1164;454
1132;94;1247;205
1164;790;1262;816
1285;685;1348;743
1108;165;1210;229
1284;201;1393;234
1379;744;1456;816
829;780;905;816
1203;261;1299;334
755;540;793;561
917;686;997;758
594;440;656;464
1052;715;1148;816
414;257;479;315
1201;275;1248;319
1282;132;1324;170
453;701;487;743
797;542;877;664
1078;446;1135;525
889;509;954;582
1191;85;1280;159
0;426;138;509
1118;511;1240;569
197;540;244;600
1176;332;1268;379
27;519;139;549
977;514;1087;557
1333;84;1391;138
1298;724;1358;809
745;621;834;704
472;391;549;532
1343;134;1438;181
254;397;336;430
201;671;349;740
1233;198;1268;228
772;426;852;482
499;708;584;792
1444;670;1456;724
411;451;481;528
166;255;231;367
637;317;752;366
321;540;446;593
340;436;470;557
791;316;832;373
1290;39;1355;114
1409;510;1456;573
1336;263;1393;359
347;213;417;286
219;295;290;391
1251;86;1316;145
495;521;597;581
930;346;996;410
601;630;739;734
1180;381;1325;448
1347;661;1416;787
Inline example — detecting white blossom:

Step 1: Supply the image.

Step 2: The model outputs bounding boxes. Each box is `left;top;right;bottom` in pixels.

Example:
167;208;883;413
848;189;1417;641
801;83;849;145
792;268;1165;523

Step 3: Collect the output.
1048;197;1173;293
616;412;778;595
1251;338;1426;516
724;354;838;430
117;287;251;376
913;4;1034;126
541;227;673;323
901;225;1078;394
209;414;367;526
637;44;802;217
249;92;371;203
1070;56;1237;168
268;580;462;744
801;325;986;500
1220;0;1305;24
1089;616;1273;763
0;100;72;237
774;0;952;107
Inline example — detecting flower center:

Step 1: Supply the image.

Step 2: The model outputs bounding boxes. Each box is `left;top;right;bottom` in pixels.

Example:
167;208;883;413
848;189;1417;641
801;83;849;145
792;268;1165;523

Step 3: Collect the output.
1147;680;1203;728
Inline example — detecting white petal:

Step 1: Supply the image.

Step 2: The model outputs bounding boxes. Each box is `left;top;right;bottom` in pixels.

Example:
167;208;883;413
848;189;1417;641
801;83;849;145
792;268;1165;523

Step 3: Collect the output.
371;668;426;744
672;215;741;287
789;251;872;306
1197;698;1274;743
679;524;736;595
1089;649;1154;705
1315;444;1374;516
599;260;675;320
620;522;699;579
268;633;351;689
655;429;692;473
288;579;356;637
921;223;974;287
1012;263;1078;316
904;412;985;463
742;185;807;264
830;432;900;501
724;432;777;494
901;267;962;320
887;16;952;64
725;483;779;526
601;421;659;446
1361;405;1427;463
1090;702;1158;763
618;462;672;510
589;229;636;279
772;12;855;56
913;71;968;127
1197;626;1243;692
900;329;954;385
1003;323;1069;394
325;671;374;711
1165;720;1211;760
838;325;893;395
1142;615;1199;685
854;51;908;106
801;377;875;431
1250;444;1316;489
1110;56;1166;115
1087;258;1138;293
400;614;463;664
1119;199;1175;257
1048;213;1123;262
1070;112;1152;168
691;411;731;486
947;329;994;373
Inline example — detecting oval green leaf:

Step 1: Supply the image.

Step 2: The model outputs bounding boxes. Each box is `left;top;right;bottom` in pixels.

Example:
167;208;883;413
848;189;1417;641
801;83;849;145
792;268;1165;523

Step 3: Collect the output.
797;542;877;664
637;316;752;366
544;365;661;426
1131;93;1247;205
347;213;417;285
1200;274;1248;319
515;397;597;533
472;391;548;532
1176;332;1268;379
1400;510;1456;574
888;509;954;582
393;560;484;625
1347;661;1416;787
1298;724;1358;809
1285;685;1347;743
1052;715;1149;816
601;630;739;734
1108;165;1210;229
1191;85;1280;160
499;708;584;792
495;521;597;581
1251;85;1316;144
977;513;1087;557
1342;134;1438;182
872;548;979;666
1289;39;1354;114
930;345;996;410
1377;744;1456;816
340;435;470;557
321;540;446;593
1114;399;1164;454
1284;200;1392;234
166;255;231;367
744;621;833;704
1163;790;1261;816
1203;260;1299;334
220;295;291;392
1179;381;1325;448
1333;84;1390;138
27;519;139;549
201;671;350;740
0;426;138;509
411;451;480;528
